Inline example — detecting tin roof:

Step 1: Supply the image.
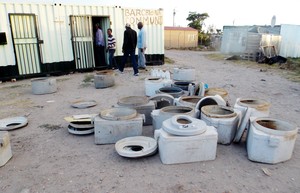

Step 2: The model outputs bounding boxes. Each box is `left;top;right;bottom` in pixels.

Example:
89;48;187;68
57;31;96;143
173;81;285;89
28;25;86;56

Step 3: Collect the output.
164;26;198;31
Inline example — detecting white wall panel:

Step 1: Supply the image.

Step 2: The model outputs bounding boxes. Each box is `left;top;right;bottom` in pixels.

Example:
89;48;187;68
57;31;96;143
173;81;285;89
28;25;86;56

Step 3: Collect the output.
0;2;164;67
0;4;16;67
280;24;300;57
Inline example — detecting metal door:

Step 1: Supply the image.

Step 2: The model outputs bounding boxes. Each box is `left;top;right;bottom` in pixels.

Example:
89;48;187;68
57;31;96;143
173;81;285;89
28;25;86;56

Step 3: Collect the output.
70;16;95;69
9;14;41;75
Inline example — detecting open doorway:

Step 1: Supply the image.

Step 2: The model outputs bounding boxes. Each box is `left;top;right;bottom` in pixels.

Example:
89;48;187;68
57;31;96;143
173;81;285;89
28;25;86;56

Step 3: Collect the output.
92;16;110;68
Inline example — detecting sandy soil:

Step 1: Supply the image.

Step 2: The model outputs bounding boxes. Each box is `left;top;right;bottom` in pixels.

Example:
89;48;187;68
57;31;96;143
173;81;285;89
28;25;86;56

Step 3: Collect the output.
0;50;299;193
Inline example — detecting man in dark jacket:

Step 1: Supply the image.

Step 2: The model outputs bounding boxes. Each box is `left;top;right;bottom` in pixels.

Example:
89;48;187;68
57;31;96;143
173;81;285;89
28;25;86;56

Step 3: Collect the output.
118;23;139;76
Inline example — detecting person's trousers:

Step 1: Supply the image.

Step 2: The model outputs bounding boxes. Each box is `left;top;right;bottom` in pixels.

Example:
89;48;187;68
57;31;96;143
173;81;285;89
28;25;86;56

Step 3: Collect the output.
108;49;117;69
95;45;106;66
138;48;146;68
120;49;138;74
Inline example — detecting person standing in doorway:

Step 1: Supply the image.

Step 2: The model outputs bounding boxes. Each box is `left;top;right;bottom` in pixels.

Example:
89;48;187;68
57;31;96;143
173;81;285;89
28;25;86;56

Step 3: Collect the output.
106;28;117;69
95;23;105;66
137;22;147;70
118;23;139;76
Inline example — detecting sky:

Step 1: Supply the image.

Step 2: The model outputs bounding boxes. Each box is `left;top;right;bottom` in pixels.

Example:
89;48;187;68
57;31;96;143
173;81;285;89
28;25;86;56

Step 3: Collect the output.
4;0;300;31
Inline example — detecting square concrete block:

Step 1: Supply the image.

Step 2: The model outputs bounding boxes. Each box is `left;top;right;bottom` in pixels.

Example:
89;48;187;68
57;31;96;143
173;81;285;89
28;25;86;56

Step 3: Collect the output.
0;131;13;167
94;114;143;145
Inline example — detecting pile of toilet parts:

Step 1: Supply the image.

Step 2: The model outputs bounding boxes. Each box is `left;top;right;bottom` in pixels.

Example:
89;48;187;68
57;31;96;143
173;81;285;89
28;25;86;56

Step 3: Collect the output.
1;68;299;167
110;67;298;165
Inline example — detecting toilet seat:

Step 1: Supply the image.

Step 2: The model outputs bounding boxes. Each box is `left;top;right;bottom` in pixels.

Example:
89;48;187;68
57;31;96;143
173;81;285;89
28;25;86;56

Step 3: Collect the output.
67;124;94;135
100;107;137;121
0;116;28;131
69;121;93;129
71;100;97;109
162;115;207;136
115;136;157;158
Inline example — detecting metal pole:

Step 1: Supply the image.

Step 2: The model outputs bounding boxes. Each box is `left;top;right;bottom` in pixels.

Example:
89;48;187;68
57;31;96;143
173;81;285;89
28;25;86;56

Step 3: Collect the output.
173;9;176;26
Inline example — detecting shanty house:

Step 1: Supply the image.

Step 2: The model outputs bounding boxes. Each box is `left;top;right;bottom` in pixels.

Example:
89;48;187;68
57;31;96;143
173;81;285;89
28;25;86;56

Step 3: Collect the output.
221;24;300;60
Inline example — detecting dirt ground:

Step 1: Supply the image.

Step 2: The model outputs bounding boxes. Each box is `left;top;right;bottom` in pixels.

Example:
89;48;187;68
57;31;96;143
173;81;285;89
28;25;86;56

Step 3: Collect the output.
0;50;299;193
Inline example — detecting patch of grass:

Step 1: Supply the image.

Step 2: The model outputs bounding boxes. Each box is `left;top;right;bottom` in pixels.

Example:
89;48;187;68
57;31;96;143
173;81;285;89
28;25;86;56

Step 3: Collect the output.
8;85;23;89
0;84;30;90
0;92;20;101
57;77;70;82
231;59;260;67
205;53;300;82
284;71;300;82
287;57;300;64
0;98;33;108
0;112;23;120
164;56;175;64
79;83;92;88
285;58;300;71
39;124;63;131
205;53;227;61
279;58;300;82
79;74;94;88
82;74;94;83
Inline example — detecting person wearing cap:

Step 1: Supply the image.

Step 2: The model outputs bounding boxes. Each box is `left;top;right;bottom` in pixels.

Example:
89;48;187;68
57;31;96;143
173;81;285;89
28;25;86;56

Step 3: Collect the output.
137;22;147;70
95;23;105;66
118;23;139;76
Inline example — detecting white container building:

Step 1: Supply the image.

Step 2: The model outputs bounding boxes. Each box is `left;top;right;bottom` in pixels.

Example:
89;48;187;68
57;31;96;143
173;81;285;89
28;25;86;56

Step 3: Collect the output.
0;2;164;80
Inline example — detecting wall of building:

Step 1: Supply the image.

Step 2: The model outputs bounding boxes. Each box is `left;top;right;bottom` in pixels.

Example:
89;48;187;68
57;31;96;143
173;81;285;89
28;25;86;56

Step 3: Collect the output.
280;24;300;57
0;2;164;80
220;26;250;54
164;27;198;49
